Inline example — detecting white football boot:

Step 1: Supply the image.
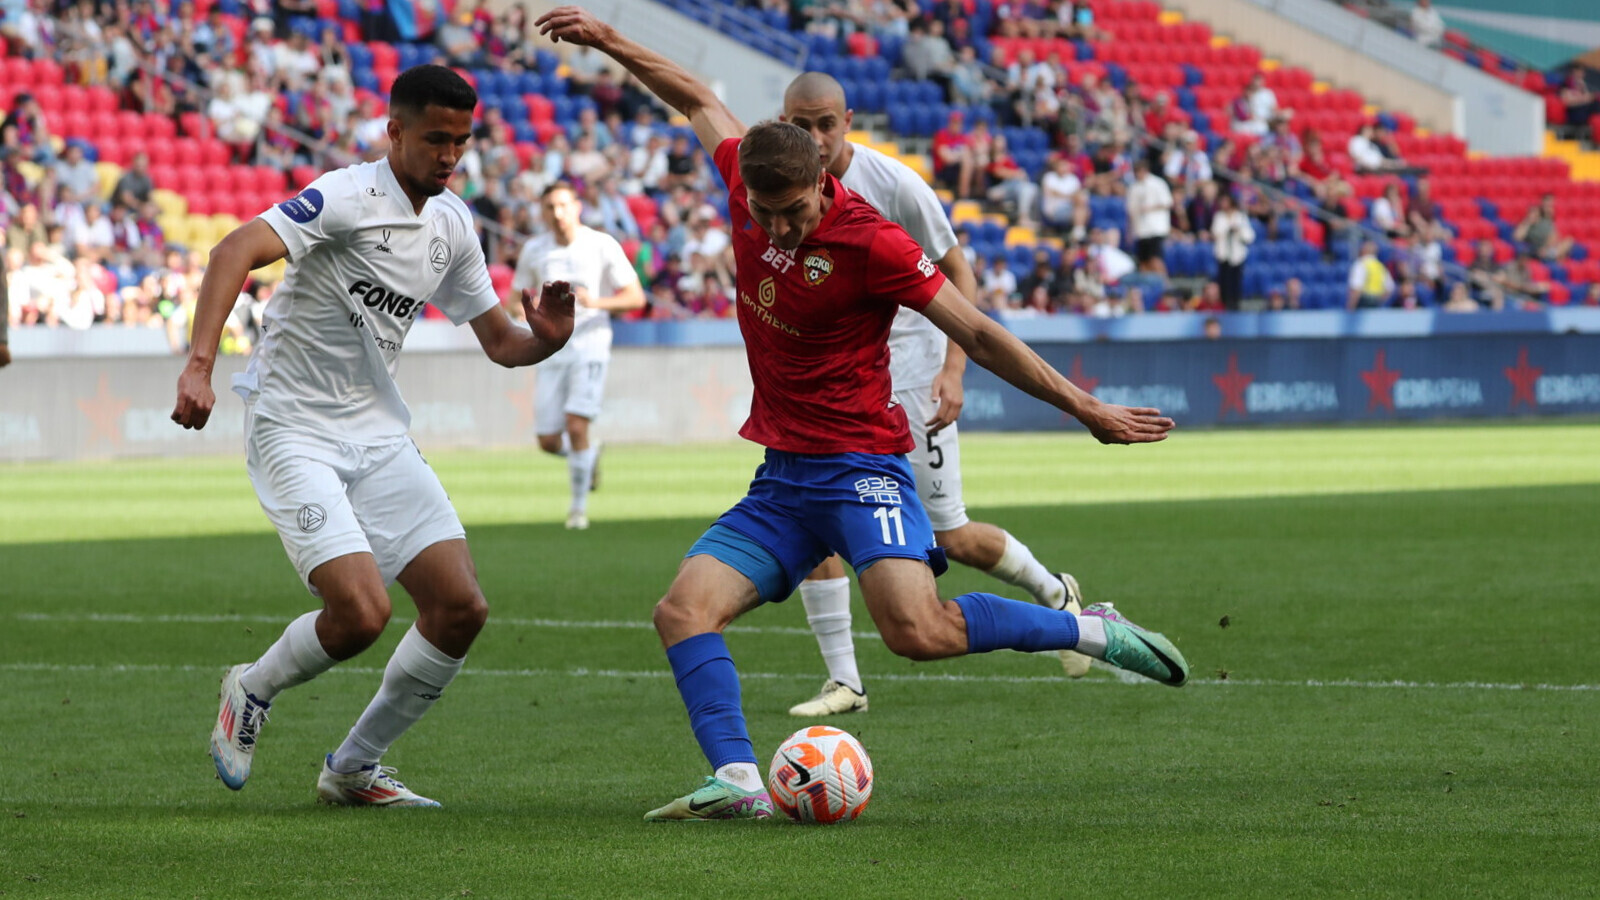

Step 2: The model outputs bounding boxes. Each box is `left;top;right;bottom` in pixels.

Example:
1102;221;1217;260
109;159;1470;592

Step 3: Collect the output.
316;755;441;808
210;663;270;790
787;680;869;717
1056;573;1093;678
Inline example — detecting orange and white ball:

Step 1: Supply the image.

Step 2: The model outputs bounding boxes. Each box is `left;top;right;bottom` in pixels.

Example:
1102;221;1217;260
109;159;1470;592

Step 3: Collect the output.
767;726;874;824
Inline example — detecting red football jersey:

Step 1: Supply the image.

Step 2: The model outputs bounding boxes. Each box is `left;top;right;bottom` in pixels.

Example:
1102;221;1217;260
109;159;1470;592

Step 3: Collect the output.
714;138;948;454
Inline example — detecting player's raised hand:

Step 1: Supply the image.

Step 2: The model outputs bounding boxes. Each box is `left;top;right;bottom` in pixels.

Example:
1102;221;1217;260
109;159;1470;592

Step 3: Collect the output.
523;279;576;349
537;6;611;46
1082;403;1174;445
171;363;216;431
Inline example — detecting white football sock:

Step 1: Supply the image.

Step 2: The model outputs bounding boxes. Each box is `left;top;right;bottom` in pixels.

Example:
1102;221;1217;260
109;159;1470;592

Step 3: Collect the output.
558;432;572;456
799;577;861;694
714;762;763;792
1074;615;1108;659
986;531;1066;609
240;610;337;702
328;625;463;773
568;446;597;514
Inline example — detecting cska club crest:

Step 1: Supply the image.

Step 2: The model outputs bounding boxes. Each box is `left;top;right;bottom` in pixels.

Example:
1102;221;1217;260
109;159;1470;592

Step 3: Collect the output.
802;249;835;286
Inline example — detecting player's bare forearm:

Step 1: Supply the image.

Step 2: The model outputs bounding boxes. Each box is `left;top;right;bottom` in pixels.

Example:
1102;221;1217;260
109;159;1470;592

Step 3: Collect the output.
586;283;646;312
921;285;1173;444
475;281;576;367
537;6;743;148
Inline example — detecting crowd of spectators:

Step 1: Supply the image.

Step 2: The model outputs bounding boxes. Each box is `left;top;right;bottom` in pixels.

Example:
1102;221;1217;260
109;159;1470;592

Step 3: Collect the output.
1;0;756;339
7;0;1599;341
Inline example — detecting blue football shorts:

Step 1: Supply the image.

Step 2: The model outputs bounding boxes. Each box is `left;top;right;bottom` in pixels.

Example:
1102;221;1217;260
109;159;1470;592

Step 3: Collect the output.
686;450;948;604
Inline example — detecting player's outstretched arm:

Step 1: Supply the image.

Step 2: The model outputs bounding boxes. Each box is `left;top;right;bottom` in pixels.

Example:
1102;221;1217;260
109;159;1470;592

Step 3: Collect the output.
469;280;577;368
919;281;1174;444
536;5;744;151
171;220;288;430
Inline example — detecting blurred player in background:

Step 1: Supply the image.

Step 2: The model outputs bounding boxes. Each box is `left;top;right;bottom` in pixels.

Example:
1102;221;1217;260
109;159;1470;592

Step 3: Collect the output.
514;181;645;530
172;65;575;807
780;72;1091;719
538;6;1185;823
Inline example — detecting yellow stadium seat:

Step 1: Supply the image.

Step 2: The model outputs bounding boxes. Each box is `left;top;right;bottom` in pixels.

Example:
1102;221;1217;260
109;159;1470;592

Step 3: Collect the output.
933;188;954;204
1039;236;1065;250
152;189;188;218
1311;81;1330;94
95;162;122;200
258;258;288;283
1158;10;1184;25
159;216;188;245
1210;36;1231;48
1005;226;1037;246
950;201;983;224
982;213;1010;228
1260;59;1280;72
901;153;932;183
846;130;874;145
16;160;43;184
211;213;242;234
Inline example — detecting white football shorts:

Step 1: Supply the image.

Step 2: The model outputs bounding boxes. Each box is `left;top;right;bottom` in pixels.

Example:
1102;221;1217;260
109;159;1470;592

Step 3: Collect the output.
246;412;465;593
535;352;609;435
894;384;969;532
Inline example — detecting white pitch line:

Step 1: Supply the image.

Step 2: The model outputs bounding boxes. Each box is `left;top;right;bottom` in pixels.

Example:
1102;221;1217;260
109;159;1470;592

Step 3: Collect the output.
11;611;881;640
1;661;1597;692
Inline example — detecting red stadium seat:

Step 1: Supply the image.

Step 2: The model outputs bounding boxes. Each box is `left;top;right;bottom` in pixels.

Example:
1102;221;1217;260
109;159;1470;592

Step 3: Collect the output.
58;111;91;138
291;165;322;190
202;166;234;194
116;111;147;141
30;57;63;86
254;166;288;193
3;57;35;88
86;85;118;114
197;140;232;167
149;165;181;190
145;138;177;168
95;137;129;166
144;113;177;140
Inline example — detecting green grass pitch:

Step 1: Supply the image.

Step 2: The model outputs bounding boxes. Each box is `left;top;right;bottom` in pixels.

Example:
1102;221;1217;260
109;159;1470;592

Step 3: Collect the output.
2;424;1597;898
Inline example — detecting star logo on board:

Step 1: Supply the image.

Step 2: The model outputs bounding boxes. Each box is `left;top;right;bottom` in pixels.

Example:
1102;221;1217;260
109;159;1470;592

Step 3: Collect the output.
692;364;740;435
76;374;131;447
1361;348;1402;412
505;370;538;435
1504;346;1542;409
1061;356;1100;424
1212;352;1254;418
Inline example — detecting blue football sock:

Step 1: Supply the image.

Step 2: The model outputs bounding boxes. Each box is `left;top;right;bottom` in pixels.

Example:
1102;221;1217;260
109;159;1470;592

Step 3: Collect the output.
665;632;757;769
953;592;1080;655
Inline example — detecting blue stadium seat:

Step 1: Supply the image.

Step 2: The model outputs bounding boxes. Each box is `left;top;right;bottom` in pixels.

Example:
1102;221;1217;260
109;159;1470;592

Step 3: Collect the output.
856;80;884;113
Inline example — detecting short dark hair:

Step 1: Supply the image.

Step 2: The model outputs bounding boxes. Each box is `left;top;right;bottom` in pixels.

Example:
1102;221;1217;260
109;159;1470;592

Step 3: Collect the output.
541;180;577;199
738;121;822;195
390;65;478;121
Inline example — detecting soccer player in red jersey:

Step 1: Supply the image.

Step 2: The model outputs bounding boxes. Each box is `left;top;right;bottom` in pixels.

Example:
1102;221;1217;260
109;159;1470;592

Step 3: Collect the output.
539;6;1186;821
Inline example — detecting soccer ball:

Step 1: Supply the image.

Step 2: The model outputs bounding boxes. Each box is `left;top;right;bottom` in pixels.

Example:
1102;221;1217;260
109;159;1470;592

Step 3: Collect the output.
767;725;874;824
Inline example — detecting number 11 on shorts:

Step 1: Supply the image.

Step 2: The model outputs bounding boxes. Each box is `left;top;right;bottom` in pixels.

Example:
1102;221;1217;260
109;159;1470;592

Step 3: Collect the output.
874;506;906;545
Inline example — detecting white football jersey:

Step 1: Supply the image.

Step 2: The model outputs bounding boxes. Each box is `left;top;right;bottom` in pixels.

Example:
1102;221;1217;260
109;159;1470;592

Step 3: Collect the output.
511;225;638;362
837;142;961;390
234;158;501;443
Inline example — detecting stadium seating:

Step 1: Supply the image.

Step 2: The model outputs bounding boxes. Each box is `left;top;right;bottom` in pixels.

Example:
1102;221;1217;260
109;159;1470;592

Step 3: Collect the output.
671;0;1600;306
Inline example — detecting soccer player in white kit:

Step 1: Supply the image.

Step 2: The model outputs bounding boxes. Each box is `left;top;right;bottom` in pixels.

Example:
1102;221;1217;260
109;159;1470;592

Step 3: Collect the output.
512;181;644;530
780;73;1092;717
171;66;576;806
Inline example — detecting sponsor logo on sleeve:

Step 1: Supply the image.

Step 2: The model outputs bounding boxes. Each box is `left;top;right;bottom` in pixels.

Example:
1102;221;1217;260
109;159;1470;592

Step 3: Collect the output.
277;189;324;224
